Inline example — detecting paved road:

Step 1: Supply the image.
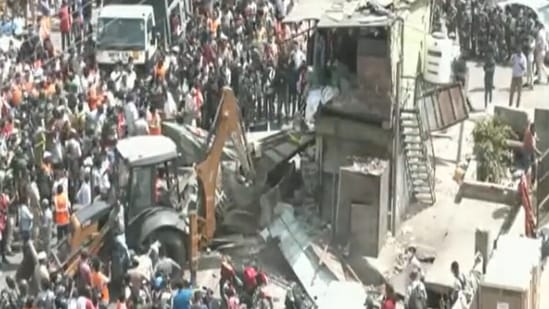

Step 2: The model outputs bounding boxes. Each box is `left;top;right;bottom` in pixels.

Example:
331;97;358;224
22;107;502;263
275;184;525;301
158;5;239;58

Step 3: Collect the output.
466;61;549;112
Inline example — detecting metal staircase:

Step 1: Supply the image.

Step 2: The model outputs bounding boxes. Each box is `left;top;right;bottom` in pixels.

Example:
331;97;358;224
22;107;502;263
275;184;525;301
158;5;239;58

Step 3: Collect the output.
400;108;436;205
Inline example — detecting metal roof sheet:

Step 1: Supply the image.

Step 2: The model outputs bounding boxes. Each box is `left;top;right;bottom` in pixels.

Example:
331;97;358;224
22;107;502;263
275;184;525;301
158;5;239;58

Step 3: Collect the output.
284;0;394;26
317;0;393;28
262;209;365;306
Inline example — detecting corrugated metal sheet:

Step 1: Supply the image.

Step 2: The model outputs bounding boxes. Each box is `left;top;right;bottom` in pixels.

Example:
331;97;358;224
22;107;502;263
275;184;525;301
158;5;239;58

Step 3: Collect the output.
317;14;391;28
285;0;394;27
261;209;365;307
316;0;393;28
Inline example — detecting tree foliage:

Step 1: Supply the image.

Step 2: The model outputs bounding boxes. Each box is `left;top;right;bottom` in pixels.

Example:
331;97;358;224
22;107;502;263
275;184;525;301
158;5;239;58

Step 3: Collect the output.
472;118;515;183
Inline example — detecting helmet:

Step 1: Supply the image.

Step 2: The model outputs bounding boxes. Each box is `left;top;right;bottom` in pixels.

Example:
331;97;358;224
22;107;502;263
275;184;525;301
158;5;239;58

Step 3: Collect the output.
18;279;29;294
153;276;164;290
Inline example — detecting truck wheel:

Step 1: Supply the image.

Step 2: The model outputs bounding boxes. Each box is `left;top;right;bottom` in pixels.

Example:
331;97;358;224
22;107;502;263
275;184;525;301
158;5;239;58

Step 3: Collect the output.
149;228;187;267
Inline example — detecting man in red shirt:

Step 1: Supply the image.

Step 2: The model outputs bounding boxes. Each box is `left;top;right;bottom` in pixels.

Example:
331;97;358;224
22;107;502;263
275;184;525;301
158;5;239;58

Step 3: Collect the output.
59;0;72;51
523;122;542;187
381;284;397;309
0;192;9;264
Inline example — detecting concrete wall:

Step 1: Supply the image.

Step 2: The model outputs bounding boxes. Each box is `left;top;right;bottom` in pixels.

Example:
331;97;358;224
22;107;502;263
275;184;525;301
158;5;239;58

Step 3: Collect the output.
333;161;389;257
393;0;431;228
316;112;410;233
393;149;411;230
535;108;549;152
317;113;393;223
493;105;529;138
399;0;431;108
335;164;389;257
401;0;430;74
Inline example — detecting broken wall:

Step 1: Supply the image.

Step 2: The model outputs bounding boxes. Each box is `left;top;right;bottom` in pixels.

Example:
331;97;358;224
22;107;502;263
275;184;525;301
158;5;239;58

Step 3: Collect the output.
316;114;392;223
316;111;411;235
335;161;389;257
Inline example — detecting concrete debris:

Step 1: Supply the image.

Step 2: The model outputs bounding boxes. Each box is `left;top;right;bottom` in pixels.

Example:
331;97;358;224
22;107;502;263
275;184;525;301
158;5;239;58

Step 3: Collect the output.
259;184;282;228
301;155;319;196
216;236;265;256
348;156;388;175
221;209;258;234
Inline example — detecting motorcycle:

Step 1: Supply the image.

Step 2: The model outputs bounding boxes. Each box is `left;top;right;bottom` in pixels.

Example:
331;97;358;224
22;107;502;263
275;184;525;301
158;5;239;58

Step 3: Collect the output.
252;286;273;309
284;282;313;309
0;276;19;309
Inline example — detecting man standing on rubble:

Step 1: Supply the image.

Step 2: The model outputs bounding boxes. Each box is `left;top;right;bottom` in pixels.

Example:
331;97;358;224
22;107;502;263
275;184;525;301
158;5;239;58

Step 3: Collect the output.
450;261;468;305
406;269;427;309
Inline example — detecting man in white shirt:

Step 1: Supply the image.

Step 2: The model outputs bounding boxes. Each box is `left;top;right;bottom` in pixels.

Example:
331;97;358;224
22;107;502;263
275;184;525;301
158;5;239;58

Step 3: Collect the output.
134;110;150;135
52;173;69;201
91;161;110;196
76;174;91;205
124;95;138;136
19;203;34;242
125;65;137;90
535;22;548;84
509;46;527;108
291;42;306;71
164;91;177;120
110;62;123;84
405;269;427;309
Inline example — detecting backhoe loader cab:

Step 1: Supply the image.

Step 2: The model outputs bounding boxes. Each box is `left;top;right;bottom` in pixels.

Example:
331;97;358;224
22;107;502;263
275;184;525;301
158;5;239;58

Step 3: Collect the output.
115;135;179;211
114;135;188;265
19;136;189;281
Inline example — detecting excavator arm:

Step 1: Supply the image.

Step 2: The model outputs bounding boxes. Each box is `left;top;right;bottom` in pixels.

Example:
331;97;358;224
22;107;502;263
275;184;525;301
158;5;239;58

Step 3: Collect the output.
189;87;255;269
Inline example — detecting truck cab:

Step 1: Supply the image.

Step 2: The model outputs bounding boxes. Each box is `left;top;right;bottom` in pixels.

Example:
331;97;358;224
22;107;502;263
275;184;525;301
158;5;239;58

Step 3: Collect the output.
96;5;156;67
97;0;192;68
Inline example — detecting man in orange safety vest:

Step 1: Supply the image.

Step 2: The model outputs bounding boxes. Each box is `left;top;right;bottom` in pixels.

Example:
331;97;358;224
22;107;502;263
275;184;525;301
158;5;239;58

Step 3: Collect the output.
54;184;71;241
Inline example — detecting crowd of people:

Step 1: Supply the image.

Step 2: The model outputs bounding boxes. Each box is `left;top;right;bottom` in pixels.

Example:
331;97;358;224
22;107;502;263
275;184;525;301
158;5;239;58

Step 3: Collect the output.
0;0;312;308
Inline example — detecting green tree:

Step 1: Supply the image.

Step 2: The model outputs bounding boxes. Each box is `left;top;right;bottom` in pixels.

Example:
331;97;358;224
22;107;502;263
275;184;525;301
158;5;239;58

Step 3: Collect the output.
472;118;515;183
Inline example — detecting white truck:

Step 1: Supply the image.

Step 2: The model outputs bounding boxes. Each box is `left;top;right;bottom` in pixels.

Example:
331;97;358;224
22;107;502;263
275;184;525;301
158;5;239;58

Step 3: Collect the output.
95;0;191;68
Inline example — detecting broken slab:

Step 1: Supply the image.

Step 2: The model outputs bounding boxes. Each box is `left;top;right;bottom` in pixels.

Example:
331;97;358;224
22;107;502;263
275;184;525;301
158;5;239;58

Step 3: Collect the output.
258;184;281;228
493;105;528;138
